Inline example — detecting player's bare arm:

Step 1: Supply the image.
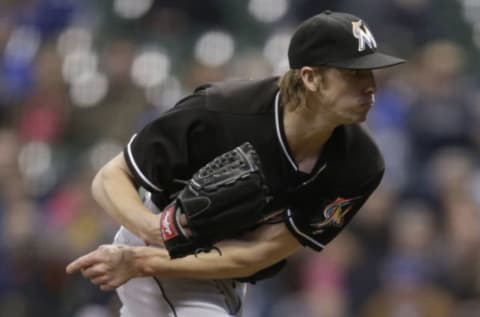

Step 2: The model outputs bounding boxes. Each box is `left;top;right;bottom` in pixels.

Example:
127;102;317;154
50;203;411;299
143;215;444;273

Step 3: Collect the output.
92;153;164;246
66;221;301;291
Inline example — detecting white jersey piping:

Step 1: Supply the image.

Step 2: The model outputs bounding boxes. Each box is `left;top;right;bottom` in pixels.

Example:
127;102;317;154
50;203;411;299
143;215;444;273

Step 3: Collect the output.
126;134;163;192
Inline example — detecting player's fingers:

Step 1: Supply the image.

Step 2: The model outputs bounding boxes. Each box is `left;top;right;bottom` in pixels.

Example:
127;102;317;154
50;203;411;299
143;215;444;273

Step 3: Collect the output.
91;275;110;286
179;214;192;237
66;252;100;274
81;263;108;279
100;282;117;292
179;213;188;226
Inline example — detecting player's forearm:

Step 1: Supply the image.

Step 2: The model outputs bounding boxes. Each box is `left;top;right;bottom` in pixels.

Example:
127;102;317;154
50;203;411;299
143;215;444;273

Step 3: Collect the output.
134;224;301;280
92;154;157;240
133;242;258;279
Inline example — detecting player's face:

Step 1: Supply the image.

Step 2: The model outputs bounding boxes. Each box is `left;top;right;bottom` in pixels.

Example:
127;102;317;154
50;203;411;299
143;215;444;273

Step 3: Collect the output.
316;68;376;124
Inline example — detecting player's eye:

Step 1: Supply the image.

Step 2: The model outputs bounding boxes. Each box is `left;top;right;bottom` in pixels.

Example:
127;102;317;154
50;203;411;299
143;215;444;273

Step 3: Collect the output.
343;69;359;77
348;69;371;78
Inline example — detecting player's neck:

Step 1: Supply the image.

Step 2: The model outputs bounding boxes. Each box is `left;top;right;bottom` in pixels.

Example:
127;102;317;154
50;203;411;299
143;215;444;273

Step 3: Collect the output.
283;104;335;164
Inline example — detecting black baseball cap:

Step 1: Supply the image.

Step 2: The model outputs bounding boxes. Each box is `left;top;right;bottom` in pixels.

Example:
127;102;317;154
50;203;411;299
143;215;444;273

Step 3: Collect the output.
288;10;406;70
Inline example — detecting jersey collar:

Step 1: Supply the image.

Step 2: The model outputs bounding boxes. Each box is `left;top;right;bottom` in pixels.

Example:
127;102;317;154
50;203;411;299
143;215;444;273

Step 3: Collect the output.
274;91;348;177
274;91;298;171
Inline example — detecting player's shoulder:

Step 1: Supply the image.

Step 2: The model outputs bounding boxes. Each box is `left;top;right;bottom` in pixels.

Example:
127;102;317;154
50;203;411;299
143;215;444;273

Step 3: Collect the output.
193;77;280;114
168;77;279;116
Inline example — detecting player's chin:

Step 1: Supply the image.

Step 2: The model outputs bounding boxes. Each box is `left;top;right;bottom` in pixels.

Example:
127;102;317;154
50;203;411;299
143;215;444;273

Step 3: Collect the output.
353;106;371;122
344;111;368;124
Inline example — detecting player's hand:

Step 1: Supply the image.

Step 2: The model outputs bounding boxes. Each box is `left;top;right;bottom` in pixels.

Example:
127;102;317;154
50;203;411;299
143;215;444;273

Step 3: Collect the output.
66;244;139;291
142;213;192;246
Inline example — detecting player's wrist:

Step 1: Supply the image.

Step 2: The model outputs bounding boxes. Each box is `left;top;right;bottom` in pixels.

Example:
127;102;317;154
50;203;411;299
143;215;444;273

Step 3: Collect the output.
111;245;141;280
132;246;169;277
138;213;164;246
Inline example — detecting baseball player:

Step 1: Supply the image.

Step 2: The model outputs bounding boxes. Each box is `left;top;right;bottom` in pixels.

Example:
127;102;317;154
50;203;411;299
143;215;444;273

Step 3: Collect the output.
67;10;405;317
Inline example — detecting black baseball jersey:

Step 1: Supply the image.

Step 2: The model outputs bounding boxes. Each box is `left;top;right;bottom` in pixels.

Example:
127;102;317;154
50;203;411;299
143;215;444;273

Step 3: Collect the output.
124;76;384;253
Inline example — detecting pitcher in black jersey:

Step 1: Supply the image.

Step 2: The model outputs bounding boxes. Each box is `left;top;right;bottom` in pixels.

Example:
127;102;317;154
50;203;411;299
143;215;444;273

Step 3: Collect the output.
67;10;405;317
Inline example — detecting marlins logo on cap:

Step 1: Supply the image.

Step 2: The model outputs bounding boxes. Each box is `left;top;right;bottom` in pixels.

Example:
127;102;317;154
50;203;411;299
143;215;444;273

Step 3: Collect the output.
352;20;377;52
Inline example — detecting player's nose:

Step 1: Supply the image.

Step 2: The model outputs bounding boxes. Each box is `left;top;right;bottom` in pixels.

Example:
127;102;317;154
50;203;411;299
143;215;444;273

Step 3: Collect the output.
362;71;376;95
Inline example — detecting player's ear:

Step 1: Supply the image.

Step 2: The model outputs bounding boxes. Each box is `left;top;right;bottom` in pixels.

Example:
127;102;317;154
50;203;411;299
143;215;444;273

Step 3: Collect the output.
300;67;321;92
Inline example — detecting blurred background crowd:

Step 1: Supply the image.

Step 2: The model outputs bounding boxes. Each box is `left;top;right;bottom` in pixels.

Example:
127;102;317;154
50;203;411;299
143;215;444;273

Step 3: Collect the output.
0;0;479;316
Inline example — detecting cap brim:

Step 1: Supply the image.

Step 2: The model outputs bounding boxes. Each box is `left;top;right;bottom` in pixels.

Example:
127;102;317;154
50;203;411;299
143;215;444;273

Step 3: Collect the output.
327;52;406;70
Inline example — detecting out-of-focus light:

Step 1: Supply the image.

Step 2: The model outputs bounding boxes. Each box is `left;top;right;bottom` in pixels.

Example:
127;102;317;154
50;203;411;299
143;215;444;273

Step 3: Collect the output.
263;32;291;74
18;142;52;179
273;59;289;76
70;72;109;107
473;169;480;207
57;27;93;57
462;7;480;23
18;142;56;197
194;31;235;67
248;0;289;23
5;26;41;62
460;0;480;27
131;50;170;88
145;76;182;111
114;0;154;19
460;1;480;49
89;140;123;171
461;0;480;8
62;50;98;84
474;23;480;49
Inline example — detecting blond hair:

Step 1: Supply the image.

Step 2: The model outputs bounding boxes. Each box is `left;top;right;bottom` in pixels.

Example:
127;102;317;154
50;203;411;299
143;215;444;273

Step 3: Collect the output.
279;69;306;111
279;67;325;111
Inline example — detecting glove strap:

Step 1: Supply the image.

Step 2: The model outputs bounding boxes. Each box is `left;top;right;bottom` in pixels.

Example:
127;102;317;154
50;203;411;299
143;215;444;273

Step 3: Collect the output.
160;202;188;242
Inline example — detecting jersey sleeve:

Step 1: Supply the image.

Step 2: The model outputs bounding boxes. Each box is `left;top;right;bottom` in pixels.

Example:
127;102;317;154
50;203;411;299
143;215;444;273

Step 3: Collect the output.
123;94;205;193
285;170;384;251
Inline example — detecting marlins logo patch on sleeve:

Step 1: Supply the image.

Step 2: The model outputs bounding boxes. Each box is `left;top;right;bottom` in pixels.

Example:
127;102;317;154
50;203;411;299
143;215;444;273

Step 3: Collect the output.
310;196;363;234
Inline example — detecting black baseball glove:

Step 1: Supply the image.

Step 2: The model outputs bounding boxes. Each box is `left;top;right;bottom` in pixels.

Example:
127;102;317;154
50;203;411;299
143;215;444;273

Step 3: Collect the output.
159;142;271;258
